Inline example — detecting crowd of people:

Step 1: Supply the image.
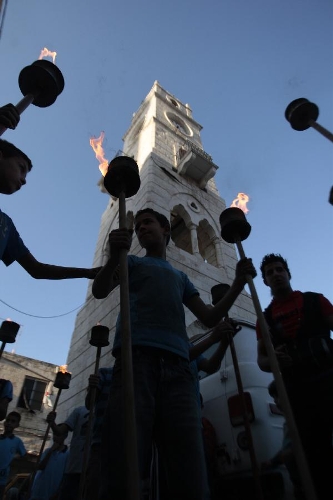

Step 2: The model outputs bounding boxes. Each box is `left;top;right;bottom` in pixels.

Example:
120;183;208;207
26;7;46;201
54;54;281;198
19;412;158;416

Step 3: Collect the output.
0;102;332;500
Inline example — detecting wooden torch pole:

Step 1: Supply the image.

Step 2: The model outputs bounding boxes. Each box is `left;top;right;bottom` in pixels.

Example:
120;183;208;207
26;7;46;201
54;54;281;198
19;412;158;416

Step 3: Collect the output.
118;189;140;500
77;345;102;500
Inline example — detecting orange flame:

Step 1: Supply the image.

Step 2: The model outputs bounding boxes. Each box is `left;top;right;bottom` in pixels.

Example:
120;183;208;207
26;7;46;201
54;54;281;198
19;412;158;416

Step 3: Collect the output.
58;364;68;374
38;47;57;64
90;132;109;176
230;193;250;214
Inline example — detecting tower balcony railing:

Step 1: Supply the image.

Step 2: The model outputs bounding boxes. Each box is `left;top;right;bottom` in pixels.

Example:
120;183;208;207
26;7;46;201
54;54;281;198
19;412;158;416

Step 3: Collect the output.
176;140;218;189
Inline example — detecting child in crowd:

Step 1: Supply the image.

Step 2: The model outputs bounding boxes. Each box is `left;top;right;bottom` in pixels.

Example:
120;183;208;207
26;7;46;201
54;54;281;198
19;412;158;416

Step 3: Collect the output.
29;431;68;500
93;207;256;500
0;411;26;500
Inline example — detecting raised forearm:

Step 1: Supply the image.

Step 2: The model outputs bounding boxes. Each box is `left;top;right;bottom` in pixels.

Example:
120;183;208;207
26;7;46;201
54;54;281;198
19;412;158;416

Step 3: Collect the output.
189;333;216;361
207;281;245;326
200;339;230;374
18;254;98;280
92;256;120;299
31;264;93;280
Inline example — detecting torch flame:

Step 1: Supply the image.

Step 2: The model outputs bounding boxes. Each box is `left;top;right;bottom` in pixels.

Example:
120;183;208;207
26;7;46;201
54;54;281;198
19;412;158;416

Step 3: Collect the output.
38;47;57;64
90;132;109;177
58;364;68;374
6;318;12;322
230;193;249;214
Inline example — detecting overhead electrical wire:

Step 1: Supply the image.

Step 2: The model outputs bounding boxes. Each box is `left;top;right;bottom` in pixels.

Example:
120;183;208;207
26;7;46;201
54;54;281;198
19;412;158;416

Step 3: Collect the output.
0;297;85;319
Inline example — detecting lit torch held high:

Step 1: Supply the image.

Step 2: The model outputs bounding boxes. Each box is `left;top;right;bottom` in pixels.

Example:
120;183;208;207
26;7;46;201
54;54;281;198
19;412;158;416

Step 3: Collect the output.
220;194;317;500
37;365;72;460
90;134;141;500
0;46;64;136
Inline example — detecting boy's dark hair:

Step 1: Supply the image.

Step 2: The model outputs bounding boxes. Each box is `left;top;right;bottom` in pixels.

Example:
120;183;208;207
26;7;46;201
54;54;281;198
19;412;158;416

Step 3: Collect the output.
260;253;291;283
135;208;171;245
7;411;21;423
0;139;32;171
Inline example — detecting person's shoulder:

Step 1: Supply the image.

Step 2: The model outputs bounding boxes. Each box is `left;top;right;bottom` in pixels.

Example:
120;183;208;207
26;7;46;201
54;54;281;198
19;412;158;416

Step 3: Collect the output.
99;366;113;377
0;378;13;394
128;254;141;263
13;434;24;445
0;209;14;225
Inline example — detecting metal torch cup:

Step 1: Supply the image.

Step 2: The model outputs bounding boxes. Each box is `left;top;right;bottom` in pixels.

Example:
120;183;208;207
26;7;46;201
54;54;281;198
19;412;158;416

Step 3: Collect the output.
0;320;20;361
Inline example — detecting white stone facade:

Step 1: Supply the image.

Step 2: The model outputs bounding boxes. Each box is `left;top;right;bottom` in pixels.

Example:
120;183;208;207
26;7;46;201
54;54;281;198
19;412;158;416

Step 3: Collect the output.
57;81;256;420
0;352;58;453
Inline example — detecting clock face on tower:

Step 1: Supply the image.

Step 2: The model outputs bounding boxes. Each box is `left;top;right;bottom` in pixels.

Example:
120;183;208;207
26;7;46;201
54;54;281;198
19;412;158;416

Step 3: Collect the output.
165;111;192;136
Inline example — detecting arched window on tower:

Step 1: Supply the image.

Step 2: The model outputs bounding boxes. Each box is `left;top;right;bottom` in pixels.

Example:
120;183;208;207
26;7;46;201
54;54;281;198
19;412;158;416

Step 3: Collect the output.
197;219;218;266
170;208;193;254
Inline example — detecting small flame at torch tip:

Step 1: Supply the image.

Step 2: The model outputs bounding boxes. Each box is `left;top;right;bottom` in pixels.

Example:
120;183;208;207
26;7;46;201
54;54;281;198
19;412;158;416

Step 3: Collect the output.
90;132;109;177
6;318;12;322
230;192;250;214
58;364;71;374
38;47;57;64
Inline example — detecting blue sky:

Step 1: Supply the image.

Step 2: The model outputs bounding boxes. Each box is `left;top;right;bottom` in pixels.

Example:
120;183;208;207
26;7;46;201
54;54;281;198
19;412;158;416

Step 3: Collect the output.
0;0;332;365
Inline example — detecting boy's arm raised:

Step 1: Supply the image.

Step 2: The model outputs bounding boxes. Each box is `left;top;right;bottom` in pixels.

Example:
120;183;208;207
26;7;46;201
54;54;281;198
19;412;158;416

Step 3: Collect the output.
186;257;256;328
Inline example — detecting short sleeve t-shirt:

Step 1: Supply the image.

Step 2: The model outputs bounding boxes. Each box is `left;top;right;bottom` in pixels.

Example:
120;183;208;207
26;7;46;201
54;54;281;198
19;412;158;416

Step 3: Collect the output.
0;210;29;266
0;435;26;485
63;406;89;474
0;380;13;401
113;255;199;359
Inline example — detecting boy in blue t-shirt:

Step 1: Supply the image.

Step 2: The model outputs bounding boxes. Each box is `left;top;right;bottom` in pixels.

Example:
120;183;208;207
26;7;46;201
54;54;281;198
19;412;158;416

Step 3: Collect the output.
0;411;26;500
93;207;256;500
29;431;68;500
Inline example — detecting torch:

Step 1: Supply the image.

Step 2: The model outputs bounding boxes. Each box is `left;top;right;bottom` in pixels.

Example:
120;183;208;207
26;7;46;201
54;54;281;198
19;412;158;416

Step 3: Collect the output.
103;155;141;500
27;365;72;496
78;324;109;500
0;58;64;136
219;206;317;500
37;365;71;460
0;319;20;361
210;283;265;500
285;98;333;205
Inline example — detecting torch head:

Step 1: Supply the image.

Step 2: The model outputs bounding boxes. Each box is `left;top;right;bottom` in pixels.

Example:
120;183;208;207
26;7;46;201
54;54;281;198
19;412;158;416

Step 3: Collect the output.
18;59;64;107
285;98;319;131
219;207;251;243
90;325;110;347
0;320;20;343
54;368;71;390
103;156;140;198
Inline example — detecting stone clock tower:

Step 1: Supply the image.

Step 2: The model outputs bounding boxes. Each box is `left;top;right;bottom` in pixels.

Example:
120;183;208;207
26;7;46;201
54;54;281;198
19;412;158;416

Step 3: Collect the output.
58;81;256;417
